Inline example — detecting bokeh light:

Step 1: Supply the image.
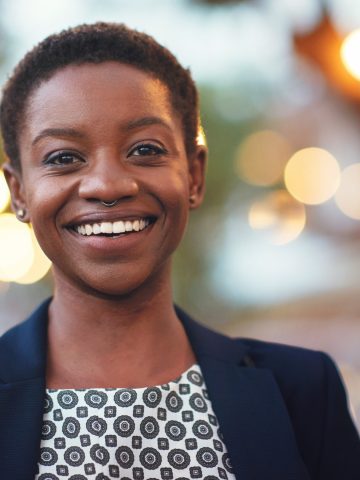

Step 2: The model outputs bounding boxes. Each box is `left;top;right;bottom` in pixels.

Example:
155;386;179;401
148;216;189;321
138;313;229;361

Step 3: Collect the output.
335;163;360;220
284;147;340;205
248;189;306;245
0;213;34;282
0;214;51;284
234;130;293;187
341;29;360;81
15;226;52;284
0;170;10;213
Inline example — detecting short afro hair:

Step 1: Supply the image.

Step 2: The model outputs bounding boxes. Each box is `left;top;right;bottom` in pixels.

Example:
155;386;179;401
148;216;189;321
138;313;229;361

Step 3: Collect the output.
0;22;199;170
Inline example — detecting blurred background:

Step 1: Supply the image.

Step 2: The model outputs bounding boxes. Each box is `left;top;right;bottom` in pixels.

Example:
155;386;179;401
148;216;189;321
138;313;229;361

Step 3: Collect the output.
1;0;360;431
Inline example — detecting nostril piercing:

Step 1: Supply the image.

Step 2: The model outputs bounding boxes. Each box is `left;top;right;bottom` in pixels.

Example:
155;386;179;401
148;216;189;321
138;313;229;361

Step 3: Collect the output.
101;200;119;207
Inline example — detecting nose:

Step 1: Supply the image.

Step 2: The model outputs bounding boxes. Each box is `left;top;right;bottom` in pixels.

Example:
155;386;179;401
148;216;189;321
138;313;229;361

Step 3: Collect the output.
78;152;140;204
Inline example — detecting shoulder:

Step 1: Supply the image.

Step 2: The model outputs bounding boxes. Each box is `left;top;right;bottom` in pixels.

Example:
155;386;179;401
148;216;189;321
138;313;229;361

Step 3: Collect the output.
181;308;342;408
219;334;347;421
233;336;360;477
0;298;49;383
239;336;331;396
182;312;360;476
179;306;337;394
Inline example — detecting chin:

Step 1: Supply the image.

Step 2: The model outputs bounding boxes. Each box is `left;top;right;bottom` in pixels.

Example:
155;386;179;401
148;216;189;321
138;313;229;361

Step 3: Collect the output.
92;282;145;299
75;275;147;299
76;267;163;300
53;257;171;300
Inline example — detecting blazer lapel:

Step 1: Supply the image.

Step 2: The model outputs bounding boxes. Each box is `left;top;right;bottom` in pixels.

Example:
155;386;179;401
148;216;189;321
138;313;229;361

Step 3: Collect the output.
177;306;311;480
0;299;50;479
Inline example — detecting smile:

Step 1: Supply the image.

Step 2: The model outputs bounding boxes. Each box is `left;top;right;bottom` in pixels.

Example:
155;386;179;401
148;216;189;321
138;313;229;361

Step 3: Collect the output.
72;218;153;236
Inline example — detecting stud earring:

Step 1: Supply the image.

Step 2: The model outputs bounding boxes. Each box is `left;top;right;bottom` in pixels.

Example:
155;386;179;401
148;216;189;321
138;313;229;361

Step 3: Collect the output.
189;195;196;206
17;208;26;219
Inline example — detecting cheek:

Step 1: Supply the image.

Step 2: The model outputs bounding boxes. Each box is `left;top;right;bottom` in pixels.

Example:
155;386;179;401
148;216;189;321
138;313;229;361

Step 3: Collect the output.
148;165;190;206
159;177;191;242
154;175;190;225
22;170;70;217
22;177;69;250
27;187;60;224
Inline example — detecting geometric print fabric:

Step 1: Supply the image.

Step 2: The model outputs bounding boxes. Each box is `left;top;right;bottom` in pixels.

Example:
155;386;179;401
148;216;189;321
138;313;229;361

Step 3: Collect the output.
35;363;236;480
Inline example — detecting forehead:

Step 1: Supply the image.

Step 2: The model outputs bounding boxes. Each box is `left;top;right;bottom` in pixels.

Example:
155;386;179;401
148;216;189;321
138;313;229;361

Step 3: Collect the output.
24;61;178;134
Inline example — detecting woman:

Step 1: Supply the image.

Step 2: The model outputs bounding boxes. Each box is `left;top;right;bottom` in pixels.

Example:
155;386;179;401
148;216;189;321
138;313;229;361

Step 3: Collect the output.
0;23;359;480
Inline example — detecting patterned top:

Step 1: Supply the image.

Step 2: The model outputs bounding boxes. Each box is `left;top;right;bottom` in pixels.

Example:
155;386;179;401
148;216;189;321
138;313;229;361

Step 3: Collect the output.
35;363;236;480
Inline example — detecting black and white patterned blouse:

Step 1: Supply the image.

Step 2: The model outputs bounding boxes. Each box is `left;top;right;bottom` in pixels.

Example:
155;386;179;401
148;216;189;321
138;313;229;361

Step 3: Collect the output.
35;363;236;480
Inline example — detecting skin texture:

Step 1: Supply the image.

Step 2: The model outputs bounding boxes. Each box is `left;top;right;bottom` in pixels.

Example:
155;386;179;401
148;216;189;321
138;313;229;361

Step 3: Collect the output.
4;62;207;388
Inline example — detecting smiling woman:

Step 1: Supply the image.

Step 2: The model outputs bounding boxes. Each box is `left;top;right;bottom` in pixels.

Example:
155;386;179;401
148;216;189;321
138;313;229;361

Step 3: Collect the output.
0;22;359;480
7;61;197;298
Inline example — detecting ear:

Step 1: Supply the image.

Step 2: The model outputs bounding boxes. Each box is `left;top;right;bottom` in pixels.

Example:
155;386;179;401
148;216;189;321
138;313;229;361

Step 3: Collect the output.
188;145;207;210
2;162;30;223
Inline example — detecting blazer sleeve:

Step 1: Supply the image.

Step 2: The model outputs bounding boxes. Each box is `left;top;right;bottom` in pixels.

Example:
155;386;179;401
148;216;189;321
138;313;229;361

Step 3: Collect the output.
316;352;360;479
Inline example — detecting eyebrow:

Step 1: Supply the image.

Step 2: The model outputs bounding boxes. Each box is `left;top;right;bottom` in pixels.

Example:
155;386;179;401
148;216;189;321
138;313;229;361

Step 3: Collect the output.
32;116;172;146
32;128;85;146
124;116;172;132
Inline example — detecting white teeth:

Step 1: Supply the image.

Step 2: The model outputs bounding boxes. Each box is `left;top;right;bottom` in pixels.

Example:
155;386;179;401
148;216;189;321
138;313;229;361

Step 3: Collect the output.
113;221;126;234
75;218;151;236
100;222;113;234
93;223;101;235
133;220;140;232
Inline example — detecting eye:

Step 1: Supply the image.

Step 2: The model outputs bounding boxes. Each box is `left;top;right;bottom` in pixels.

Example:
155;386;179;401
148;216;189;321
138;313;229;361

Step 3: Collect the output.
43;151;84;166
129;143;167;157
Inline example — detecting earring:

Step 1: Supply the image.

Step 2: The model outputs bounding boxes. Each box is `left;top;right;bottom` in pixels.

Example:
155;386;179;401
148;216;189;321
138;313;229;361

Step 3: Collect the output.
189;195;196;206
16;208;26;219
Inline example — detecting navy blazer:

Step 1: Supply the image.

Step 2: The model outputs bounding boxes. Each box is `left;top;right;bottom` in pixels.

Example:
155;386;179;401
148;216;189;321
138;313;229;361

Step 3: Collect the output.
0;298;359;479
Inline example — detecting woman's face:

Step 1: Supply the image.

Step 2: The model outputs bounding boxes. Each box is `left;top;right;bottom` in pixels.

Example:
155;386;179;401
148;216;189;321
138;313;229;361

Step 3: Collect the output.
5;62;206;296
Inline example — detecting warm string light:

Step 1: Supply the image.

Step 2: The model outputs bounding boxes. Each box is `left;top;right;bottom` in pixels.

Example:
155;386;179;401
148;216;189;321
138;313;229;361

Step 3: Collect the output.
16;226;52;284
284;147;340;205
335;163;360;220
341;29;360;81
0;213;34;281
234;130;292;187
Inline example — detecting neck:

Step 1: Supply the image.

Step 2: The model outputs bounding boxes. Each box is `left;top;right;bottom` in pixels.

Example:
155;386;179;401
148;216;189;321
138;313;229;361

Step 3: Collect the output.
46;266;196;388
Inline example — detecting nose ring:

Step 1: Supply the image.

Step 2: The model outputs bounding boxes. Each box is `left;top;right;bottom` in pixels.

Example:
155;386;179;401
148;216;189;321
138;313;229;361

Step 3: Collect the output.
101;200;119;207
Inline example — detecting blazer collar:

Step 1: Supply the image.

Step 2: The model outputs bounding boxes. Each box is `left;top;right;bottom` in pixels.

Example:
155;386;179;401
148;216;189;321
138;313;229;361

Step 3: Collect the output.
0;298;309;480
